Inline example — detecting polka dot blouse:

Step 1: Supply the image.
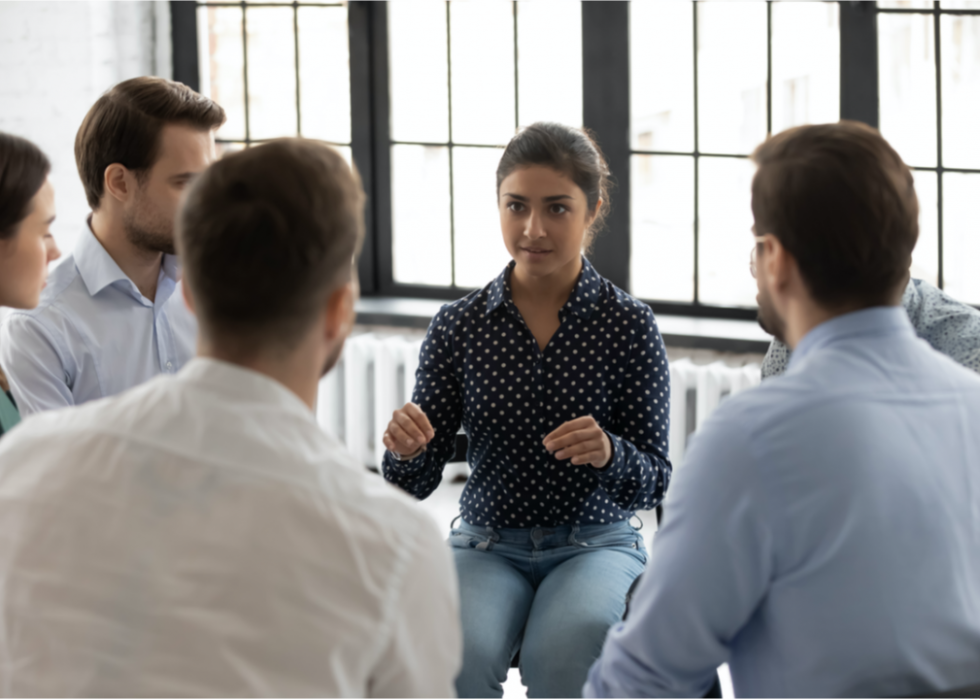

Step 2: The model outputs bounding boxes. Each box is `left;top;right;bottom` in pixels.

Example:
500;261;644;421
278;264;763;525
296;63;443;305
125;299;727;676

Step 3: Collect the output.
382;257;673;528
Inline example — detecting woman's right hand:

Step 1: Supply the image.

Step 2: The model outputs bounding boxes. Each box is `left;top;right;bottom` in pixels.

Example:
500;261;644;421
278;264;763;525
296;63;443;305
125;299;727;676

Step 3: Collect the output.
383;403;435;459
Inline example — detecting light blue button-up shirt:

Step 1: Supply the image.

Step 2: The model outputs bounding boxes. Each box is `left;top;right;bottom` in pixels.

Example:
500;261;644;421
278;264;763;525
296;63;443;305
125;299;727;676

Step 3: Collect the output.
586;306;980;698
0;221;196;416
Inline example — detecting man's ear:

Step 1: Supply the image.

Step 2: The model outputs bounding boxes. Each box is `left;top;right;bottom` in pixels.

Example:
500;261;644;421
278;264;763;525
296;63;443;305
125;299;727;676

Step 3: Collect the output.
181;279;196;315
103;164;135;204
762;235;794;292
324;281;356;343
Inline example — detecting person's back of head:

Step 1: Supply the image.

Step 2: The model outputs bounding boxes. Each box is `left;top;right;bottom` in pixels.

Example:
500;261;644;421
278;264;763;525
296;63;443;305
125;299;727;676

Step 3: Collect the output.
177;138;364;372
751;121;918;336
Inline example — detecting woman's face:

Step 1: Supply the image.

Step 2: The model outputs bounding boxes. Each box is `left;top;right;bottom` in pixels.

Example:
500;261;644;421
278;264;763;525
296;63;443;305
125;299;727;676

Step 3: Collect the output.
0;179;61;309
498;165;598;282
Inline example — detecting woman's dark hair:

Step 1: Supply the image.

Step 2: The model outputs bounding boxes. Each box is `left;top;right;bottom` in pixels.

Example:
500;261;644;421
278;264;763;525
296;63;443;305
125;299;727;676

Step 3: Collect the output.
751;120;918;309
0;132;51;240
496;122;612;245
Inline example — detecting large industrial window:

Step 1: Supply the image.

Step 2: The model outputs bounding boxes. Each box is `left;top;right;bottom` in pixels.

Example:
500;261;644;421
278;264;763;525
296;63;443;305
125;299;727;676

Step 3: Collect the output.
629;1;840;309
386;0;582;290
195;0;352;161
175;1;980;320
878;0;980;304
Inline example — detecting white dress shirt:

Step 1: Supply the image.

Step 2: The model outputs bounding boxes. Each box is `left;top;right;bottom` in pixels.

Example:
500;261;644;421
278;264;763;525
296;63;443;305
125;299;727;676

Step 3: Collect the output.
0;358;461;697
0;219;197;416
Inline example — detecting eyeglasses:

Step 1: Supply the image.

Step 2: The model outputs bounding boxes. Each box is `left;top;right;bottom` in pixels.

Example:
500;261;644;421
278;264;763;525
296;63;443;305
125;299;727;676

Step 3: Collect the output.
749;235;767;279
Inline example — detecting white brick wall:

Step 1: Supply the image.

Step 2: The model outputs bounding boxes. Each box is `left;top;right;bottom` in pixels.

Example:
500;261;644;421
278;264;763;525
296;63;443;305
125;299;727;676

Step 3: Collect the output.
0;1;172;255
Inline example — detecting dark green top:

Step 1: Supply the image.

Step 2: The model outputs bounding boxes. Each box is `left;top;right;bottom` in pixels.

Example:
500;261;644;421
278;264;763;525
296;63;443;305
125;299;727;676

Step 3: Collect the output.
0;390;20;438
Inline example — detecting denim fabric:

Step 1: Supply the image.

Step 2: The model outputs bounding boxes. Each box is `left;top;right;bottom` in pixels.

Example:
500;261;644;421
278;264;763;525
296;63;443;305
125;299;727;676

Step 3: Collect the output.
450;518;646;698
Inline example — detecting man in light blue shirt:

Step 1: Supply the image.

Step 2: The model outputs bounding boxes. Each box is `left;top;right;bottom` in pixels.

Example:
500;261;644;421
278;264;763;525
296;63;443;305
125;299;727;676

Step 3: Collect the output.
586;122;980;698
0;77;225;415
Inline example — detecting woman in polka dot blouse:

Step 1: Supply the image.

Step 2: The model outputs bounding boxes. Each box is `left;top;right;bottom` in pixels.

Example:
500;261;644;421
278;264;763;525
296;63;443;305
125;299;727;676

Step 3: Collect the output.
381;122;672;698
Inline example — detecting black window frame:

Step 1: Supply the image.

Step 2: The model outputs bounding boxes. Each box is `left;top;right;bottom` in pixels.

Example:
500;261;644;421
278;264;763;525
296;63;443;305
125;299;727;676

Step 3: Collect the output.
172;1;911;322
875;1;980;293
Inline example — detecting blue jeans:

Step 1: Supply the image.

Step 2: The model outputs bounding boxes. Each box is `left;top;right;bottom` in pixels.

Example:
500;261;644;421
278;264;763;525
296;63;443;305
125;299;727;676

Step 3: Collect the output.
449;519;647;698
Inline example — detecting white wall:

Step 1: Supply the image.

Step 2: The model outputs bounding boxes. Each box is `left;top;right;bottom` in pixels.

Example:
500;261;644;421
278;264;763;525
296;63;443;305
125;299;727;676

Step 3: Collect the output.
0;1;171;256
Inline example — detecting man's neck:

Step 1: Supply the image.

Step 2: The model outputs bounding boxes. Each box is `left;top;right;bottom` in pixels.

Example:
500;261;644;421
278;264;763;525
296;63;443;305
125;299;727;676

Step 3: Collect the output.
90;210;164;302
783;296;903;350
197;343;320;412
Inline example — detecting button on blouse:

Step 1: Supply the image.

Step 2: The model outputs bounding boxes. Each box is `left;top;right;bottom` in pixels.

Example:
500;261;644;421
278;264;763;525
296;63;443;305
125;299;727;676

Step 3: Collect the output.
382;258;672;528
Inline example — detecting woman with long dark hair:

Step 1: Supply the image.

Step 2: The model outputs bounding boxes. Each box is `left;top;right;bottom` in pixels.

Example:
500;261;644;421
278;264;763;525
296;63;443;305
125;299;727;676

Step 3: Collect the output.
382;122;672;697
0;132;62;436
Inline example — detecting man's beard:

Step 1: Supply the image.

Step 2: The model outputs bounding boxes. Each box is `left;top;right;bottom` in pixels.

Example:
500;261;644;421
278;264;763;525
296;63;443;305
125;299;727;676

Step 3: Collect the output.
320;338;347;378
125;196;175;255
756;285;787;344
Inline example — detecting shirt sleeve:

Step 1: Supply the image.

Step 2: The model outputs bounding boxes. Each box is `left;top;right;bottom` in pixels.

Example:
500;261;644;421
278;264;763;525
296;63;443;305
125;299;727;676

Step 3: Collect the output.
584;409;773;698
594;304;672;512
906;278;980;374
368;515;462;698
0;313;74;416
381;306;464;500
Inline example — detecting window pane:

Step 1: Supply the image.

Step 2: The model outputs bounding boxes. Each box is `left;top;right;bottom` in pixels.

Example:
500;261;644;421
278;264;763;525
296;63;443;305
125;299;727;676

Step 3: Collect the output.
630;1;694;153
217;141;247;157
389;1;449;143
698;157;757;307
879;13;937;168
334;145;353;169
298;6;351;144
630;155;695;302
910;170;939;287
940;1;980;9
391;145;453;286
450;2;516;145
199;6;246;141
878;1;934;8
246;7;297;140
517;1;583;129
941;15;980;168
771;1;839;133
697;2;768;156
943;173;980;303
453;147;511;288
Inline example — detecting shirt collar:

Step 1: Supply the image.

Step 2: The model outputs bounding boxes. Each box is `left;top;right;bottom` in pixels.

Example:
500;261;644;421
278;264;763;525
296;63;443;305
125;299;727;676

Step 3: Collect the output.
484;256;601;320
788;305;915;371
74;218;182;299
177;357;317;422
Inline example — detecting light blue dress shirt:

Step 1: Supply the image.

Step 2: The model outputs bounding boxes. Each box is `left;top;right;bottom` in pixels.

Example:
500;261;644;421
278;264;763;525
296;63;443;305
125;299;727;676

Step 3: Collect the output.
0;221;196;416
586;307;980;698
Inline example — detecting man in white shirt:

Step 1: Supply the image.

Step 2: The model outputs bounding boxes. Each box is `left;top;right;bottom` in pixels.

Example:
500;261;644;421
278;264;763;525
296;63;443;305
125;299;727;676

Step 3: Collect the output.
0;139;462;696
0;77;223;416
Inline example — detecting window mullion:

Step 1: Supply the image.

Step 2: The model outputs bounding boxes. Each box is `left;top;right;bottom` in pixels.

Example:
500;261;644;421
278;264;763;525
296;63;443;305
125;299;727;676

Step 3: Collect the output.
582;0;631;292
839;1;879;128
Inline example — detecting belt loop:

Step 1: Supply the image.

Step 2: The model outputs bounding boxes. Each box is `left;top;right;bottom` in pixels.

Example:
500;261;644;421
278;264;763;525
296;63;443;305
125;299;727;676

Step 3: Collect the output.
450;514;462;530
568;523;581;546
475;525;499;551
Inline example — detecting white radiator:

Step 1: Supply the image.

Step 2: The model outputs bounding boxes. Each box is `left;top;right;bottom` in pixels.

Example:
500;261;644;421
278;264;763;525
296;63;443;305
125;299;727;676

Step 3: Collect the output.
668;359;761;467
317;333;423;469
318;333;760;471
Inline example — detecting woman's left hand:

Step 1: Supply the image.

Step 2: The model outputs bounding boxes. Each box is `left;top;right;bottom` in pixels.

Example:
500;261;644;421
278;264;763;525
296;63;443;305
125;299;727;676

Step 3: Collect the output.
543;416;613;469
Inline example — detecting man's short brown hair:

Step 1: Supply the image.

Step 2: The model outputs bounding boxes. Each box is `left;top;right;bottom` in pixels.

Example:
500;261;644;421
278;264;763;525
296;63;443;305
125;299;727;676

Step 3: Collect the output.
751;121;918;309
177;139;365;350
75;77;226;209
